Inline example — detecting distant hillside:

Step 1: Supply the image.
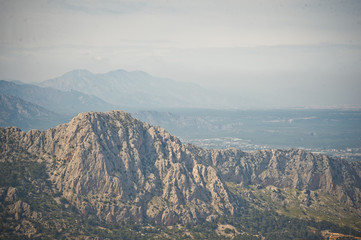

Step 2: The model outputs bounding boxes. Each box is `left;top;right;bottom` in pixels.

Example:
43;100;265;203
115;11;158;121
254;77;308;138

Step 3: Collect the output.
0;80;116;115
40;69;234;108
0;94;64;131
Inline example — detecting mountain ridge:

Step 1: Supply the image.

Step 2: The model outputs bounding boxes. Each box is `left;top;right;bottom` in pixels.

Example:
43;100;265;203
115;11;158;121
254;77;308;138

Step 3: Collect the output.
1;110;361;238
40;69;235;108
0;94;61;131
0;80;116;115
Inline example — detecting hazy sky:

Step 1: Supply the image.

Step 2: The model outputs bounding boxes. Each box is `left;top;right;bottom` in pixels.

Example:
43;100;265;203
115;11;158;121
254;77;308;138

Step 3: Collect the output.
0;0;361;108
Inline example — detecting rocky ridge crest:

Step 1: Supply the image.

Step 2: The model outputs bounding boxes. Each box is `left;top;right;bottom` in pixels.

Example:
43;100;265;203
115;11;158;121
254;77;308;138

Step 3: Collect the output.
1;110;360;226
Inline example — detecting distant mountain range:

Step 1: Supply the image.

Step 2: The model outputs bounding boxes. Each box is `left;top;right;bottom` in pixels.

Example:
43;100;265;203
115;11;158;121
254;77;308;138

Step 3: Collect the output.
0;80;115;116
1;111;360;239
40;69;234;108
0;94;63;131
0;69;240;130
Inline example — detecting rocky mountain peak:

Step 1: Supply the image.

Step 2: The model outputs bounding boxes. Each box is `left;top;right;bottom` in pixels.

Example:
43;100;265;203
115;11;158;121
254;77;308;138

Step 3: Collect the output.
9;110;231;224
1;110;361;228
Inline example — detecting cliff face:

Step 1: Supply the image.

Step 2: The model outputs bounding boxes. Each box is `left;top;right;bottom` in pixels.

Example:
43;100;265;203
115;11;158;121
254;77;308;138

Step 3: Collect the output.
2;111;233;225
1;111;360;226
205;148;361;208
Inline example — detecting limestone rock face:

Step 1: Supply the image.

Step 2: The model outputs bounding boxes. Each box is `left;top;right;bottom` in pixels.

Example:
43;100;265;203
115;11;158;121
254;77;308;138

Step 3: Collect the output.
1;110;361;225
3;111;234;224
206;148;361;207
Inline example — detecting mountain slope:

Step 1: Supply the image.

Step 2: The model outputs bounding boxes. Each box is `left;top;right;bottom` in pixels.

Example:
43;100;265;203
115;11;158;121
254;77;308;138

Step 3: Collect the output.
1;111;361;239
0;94;64;131
0;80;115;115
40;69;232;108
11;111;234;225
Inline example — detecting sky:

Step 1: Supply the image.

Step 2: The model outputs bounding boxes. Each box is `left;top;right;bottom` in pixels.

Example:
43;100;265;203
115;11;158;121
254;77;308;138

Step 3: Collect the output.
0;0;361;108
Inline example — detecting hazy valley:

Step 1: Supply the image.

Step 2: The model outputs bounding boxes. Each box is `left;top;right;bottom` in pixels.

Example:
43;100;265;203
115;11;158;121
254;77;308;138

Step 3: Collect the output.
1;70;361;161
